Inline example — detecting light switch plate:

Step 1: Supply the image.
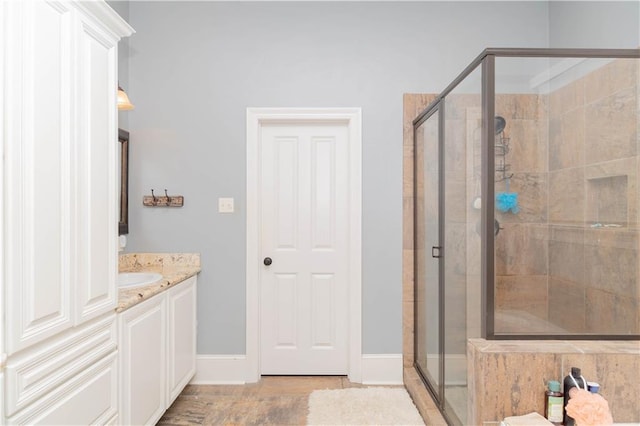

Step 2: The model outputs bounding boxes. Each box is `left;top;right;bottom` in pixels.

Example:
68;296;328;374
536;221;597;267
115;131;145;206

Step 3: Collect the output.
218;197;234;213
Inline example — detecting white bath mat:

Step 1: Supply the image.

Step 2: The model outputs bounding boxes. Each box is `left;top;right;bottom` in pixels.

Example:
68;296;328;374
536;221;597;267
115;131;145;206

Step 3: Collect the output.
307;387;425;425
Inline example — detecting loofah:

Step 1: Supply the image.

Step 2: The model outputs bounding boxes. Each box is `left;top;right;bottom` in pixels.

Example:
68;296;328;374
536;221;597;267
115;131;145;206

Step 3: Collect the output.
565;388;613;426
496;192;519;213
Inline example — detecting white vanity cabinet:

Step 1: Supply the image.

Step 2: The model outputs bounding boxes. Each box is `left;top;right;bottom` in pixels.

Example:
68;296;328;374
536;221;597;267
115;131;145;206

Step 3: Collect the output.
118;276;198;425
166;276;198;406
118;293;167;426
1;1;133;424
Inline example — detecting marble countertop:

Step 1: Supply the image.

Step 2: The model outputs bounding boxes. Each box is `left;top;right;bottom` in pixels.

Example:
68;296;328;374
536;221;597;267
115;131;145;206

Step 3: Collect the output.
117;252;201;313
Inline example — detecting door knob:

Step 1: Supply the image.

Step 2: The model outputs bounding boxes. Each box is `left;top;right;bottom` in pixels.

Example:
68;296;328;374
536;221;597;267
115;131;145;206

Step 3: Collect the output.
263;257;272;266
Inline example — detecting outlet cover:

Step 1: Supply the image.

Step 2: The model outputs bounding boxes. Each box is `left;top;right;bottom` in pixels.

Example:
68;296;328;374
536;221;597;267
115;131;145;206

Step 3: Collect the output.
218;197;234;213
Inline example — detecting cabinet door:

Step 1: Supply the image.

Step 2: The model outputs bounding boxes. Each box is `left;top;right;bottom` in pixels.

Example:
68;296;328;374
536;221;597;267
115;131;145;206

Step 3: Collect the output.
167;277;197;406
119;295;167;426
4;0;75;355
74;12;119;324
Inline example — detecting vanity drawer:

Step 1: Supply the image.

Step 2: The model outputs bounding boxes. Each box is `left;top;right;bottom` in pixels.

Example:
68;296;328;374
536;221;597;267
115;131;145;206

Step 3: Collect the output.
6;351;118;425
4;315;117;417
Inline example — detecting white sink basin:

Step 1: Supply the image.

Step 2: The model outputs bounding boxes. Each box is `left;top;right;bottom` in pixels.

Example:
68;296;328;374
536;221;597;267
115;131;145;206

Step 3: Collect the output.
118;272;163;288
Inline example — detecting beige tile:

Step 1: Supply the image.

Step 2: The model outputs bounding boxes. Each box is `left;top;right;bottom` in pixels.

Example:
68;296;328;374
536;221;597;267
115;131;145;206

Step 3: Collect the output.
184;383;256;397
257;376;343;396
403;143;415;195
496;94;541;120
404;368;448;426
549;107;585;171
467;341;640;424
584;234;638;298
548;277;585;333
448;93;483;120
404;93;437;125
402;248;414;303
585;157;638;226
508;119;547;173
403;196;415;250
560;353;640;423
158;395;219;425
549;168;585;225
536;95;550;163
470;339;576;354
568;340;640;354
497;172;548;224
550;224;585;242
594;353;640;423
221;396;308;425
549;79;585;115
403;93;417;137
585;287;638;334
584;58;639;104
584;227;639;250
495;275;549;321
471;351;561;424
164;376;427;426
444;222;467;279
495;223;549;276
444;178;468;223
403;299;415;363
444;118;468;177
444;276;468;354
586;175;630;225
585;87;637;165
549;227;585;284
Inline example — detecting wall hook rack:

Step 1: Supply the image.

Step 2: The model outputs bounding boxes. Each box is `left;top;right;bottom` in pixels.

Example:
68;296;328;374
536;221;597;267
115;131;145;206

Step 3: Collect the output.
143;189;184;207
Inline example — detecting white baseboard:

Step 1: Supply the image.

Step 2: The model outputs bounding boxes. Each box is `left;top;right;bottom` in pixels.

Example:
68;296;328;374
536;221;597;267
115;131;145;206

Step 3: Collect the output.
191;353;403;385
191;355;247;384
361;354;403;385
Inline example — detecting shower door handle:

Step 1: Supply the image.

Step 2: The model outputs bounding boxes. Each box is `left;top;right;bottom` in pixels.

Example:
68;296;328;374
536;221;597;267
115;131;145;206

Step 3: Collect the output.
431;246;442;258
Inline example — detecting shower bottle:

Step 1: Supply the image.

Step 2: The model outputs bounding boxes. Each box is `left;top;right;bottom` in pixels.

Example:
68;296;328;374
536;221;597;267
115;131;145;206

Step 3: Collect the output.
563;367;587;426
544;380;563;425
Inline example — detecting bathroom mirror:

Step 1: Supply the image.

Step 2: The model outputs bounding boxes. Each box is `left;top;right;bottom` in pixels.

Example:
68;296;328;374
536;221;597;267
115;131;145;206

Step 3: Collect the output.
118;128;129;235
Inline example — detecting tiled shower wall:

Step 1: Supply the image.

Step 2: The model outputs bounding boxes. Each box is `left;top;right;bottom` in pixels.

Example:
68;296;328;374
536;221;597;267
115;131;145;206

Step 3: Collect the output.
403;57;640;422
494;93;552;330
495;58;639;334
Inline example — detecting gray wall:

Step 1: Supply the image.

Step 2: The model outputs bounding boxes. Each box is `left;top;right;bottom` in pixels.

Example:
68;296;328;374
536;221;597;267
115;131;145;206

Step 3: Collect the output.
549;1;640;48
123;1;554;355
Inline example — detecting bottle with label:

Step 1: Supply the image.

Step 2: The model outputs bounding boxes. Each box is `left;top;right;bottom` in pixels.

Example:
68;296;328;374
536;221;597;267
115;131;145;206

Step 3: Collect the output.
544;380;563;425
563;367;587;426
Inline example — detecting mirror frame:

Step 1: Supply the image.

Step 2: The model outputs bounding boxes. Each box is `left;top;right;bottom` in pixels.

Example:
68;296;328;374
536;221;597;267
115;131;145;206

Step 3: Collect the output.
118;128;129;235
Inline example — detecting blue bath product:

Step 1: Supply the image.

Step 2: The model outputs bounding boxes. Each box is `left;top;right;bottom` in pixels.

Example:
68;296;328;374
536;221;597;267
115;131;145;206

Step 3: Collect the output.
563;367;587;426
496;192;519;213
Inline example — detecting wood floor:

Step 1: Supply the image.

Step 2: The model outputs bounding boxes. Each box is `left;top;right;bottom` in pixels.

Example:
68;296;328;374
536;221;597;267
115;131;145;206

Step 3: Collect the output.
158;376;386;425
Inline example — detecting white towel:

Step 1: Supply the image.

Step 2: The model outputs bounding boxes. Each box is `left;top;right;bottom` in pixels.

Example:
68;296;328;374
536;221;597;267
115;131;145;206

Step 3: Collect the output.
501;412;554;426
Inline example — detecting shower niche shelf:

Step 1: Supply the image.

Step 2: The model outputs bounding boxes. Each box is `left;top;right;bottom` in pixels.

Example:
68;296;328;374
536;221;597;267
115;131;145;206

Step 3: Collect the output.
586;174;628;227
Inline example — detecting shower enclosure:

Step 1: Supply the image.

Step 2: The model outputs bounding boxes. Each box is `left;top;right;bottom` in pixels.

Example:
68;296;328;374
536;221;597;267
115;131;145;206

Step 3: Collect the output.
413;48;640;425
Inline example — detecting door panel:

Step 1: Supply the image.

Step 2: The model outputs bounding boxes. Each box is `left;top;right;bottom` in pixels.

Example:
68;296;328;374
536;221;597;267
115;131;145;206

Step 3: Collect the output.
414;108;442;396
4;0;74;354
75;16;118;323
260;123;349;375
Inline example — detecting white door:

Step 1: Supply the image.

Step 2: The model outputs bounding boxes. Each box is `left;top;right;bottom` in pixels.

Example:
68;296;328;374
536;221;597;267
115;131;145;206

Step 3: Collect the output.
259;122;350;375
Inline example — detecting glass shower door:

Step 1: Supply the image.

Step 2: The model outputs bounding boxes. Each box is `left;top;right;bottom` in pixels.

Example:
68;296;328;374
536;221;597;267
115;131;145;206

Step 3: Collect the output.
414;106;442;400
442;64;483;426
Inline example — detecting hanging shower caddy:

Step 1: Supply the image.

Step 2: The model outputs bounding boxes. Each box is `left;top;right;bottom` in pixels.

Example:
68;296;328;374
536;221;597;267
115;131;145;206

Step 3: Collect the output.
494;116;512;183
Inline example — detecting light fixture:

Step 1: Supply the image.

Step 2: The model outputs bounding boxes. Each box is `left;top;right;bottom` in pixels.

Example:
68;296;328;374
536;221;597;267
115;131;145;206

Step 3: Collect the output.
117;85;135;110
